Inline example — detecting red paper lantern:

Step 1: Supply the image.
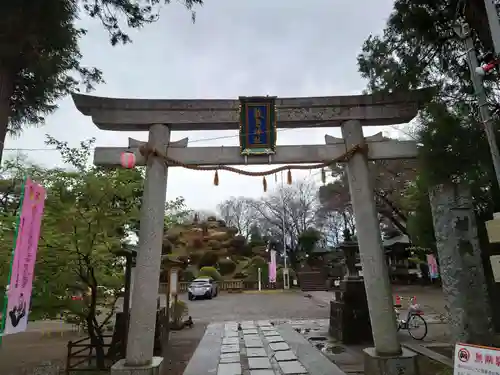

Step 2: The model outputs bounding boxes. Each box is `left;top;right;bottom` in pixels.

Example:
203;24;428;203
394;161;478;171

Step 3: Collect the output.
120;151;136;169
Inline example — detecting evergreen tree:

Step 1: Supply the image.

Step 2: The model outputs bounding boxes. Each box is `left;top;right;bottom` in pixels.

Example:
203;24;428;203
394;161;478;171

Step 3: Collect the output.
0;0;203;164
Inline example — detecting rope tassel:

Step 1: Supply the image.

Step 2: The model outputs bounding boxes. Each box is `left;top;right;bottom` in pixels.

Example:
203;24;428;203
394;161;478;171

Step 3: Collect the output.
263;176;267;192
214;170;219;186
287;169;292;185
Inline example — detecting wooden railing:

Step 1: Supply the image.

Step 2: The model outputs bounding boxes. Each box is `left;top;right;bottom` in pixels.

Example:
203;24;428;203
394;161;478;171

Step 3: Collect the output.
159;279;286;294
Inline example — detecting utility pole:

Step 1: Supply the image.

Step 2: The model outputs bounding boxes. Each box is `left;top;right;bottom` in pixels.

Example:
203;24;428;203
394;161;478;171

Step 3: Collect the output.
454;21;500;188
482;0;500;55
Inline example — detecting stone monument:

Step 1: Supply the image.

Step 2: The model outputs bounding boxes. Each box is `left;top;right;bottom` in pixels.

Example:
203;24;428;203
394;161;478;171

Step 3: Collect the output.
430;183;494;345
71;90;430;375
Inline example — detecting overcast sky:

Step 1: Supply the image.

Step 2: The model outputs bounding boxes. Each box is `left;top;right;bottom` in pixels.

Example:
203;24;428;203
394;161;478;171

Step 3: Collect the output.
5;0;408;212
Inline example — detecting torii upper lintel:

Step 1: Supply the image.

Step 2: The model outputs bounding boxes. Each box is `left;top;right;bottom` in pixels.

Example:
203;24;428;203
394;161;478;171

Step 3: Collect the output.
71;88;432;132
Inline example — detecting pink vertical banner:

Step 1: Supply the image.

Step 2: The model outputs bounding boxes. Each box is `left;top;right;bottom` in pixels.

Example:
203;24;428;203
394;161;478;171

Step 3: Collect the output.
3;179;45;335
427;254;439;279
269;250;277;283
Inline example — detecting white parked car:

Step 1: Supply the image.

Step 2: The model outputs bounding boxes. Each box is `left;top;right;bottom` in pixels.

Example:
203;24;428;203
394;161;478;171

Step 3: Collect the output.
188;278;218;300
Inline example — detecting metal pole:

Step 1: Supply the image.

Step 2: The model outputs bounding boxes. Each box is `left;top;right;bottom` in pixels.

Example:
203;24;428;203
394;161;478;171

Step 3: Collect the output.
483;0;500;55
258;268;262;291
280;171;289;289
455;21;500;188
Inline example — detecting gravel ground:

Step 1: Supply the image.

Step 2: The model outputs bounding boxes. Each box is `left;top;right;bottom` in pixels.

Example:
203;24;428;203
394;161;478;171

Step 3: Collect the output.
162;323;207;375
0;329;82;375
181;290;329;324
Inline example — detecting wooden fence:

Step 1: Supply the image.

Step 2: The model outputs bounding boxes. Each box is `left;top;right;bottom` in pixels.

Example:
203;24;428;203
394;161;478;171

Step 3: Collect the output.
65;335;114;374
159;279;285;294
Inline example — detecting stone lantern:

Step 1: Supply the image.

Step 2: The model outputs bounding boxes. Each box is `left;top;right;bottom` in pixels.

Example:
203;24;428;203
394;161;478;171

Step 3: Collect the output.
329;238;372;345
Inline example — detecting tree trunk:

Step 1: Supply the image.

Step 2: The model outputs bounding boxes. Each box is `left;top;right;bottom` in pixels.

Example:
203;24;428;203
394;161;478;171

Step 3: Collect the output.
87;316;106;369
429;183;494;345
0;66;13;166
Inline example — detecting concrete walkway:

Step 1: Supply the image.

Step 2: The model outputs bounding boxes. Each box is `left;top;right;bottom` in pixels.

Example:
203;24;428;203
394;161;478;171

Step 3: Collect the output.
183;320;346;375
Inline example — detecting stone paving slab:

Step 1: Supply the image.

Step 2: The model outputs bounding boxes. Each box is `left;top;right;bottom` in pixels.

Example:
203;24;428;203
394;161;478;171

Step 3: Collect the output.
274;350;297;361
222;337;239;345
221;344;240;353
250;371;275;375
220;353;241;364
266;335;284;343
248;357;272;369
243;329;259;335
246;348;267;357
245;339;264;348
263;330;280;336
269;342;290;351
278;360;308;374
244;333;262;339
217;362;242;375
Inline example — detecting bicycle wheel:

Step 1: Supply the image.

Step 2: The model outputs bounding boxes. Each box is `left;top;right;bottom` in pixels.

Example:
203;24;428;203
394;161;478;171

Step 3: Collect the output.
407;314;427;340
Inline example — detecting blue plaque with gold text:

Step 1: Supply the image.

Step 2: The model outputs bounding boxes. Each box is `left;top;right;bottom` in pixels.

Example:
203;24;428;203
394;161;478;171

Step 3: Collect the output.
239;96;277;155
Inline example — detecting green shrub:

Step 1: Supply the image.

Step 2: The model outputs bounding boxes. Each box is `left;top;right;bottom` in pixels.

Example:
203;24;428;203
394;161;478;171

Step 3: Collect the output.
230;255;248;263
245;260;269;282
207;239;222;250
198;251;219;267
218;259;237;275
249;255;267;268
198;266;222;281
192;238;204;249
230;235;246;248
181;269;196;281
233;271;247;279
189;251;203;265
171;298;188;325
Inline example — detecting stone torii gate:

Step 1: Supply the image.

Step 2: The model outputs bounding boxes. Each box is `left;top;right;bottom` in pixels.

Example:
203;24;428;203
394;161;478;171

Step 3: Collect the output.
72;90;428;375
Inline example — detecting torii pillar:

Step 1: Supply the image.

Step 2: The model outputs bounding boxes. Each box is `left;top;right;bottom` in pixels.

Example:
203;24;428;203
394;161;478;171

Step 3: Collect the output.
71;89;430;375
341;121;418;374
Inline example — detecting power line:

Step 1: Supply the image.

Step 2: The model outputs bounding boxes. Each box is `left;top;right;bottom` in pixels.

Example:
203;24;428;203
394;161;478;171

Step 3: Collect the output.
2;123;415;153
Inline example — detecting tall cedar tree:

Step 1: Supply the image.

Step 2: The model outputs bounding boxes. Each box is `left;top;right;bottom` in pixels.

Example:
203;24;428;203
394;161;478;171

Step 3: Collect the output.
0;0;203;164
356;0;500;249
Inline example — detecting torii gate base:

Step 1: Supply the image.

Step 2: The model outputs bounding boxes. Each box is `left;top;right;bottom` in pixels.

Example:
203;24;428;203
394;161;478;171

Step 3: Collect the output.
72;90;430;375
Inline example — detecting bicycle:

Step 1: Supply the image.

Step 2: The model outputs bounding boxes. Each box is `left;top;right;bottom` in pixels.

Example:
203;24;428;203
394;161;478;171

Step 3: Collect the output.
394;296;428;340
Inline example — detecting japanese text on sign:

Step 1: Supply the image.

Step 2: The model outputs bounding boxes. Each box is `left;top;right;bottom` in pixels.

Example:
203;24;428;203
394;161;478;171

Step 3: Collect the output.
454;342;500;375
2;179;46;336
253;108;263;144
